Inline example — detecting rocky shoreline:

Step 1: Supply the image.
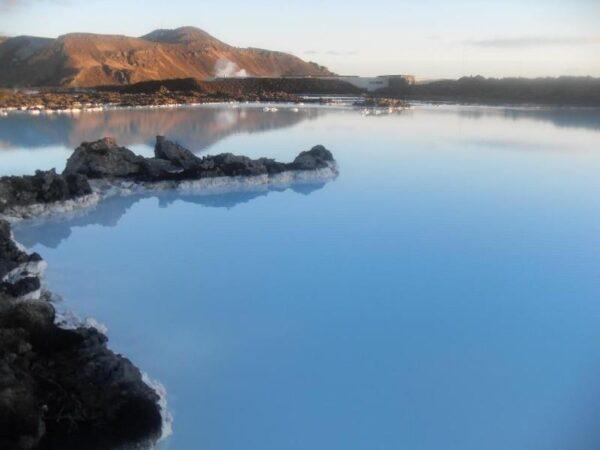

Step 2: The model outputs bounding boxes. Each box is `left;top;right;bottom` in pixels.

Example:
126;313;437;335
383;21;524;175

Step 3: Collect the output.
0;137;337;449
0;77;413;116
0;89;299;115
0;77;361;115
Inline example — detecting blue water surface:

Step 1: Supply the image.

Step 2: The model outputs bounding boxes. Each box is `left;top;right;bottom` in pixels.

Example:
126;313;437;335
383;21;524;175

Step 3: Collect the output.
5;103;600;450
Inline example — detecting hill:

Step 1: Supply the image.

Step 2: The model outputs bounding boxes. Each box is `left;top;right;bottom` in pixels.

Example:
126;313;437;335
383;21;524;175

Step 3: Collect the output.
377;75;600;106
0;27;333;88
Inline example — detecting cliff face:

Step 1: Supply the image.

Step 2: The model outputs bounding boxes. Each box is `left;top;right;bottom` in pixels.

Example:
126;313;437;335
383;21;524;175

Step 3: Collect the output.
0;27;332;88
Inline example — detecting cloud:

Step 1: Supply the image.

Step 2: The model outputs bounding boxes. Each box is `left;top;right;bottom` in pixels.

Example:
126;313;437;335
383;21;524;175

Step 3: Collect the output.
0;0;68;11
0;0;18;8
326;50;358;56
466;36;600;48
304;50;358;56
0;0;37;11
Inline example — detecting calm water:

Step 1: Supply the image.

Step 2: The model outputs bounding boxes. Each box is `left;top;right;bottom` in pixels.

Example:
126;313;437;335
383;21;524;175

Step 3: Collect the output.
5;103;600;450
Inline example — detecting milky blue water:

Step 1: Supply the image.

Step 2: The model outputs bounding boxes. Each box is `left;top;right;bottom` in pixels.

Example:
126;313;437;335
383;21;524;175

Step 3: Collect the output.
5;104;600;450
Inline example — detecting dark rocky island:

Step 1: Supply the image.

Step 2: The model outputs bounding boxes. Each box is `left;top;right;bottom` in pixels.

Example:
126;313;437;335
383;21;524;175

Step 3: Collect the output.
0;138;337;449
64;135;335;182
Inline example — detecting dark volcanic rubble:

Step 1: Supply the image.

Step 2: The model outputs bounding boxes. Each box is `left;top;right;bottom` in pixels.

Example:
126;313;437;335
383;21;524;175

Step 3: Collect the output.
0;219;162;450
0;170;91;216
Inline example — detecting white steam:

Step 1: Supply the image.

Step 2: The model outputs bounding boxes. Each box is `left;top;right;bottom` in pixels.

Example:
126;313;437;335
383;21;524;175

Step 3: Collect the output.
214;58;248;78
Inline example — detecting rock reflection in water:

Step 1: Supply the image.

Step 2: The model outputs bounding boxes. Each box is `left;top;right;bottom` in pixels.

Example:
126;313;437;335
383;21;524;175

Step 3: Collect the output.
13;180;330;250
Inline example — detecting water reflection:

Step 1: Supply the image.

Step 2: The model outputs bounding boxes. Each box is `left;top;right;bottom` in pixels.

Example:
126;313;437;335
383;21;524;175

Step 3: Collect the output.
2;104;600;157
13;181;330;250
425;104;600;131
0;105;327;151
10;104;600;450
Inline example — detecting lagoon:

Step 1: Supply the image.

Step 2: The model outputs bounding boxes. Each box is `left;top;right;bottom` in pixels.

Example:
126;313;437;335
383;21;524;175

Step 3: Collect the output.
4;103;600;450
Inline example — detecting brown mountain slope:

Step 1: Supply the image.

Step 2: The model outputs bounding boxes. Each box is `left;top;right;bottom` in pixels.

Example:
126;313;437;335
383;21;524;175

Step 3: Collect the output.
0;27;332;88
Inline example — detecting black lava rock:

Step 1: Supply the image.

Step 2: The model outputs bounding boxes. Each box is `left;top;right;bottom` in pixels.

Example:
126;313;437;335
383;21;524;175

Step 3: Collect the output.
63;137;145;179
291;145;335;170
0;294;163;449
0;277;40;298
0;170;92;215
154;135;202;171
1;219;163;449
0;219;30;279
64;136;336;182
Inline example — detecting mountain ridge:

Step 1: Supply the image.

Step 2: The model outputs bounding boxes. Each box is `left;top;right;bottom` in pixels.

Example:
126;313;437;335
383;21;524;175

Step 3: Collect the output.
0;26;333;88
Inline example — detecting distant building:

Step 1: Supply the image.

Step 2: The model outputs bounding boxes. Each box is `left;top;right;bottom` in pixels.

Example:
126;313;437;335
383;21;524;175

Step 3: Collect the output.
312;74;416;92
381;74;417;85
333;76;388;91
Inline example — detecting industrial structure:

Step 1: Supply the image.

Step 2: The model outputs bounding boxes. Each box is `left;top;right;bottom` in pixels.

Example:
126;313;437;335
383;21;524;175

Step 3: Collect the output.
320;75;416;91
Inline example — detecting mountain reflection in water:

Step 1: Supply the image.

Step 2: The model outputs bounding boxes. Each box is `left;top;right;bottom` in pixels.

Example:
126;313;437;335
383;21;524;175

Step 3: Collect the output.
0;104;327;151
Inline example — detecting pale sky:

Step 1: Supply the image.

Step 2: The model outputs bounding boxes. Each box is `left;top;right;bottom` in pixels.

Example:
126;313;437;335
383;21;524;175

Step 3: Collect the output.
1;0;599;79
